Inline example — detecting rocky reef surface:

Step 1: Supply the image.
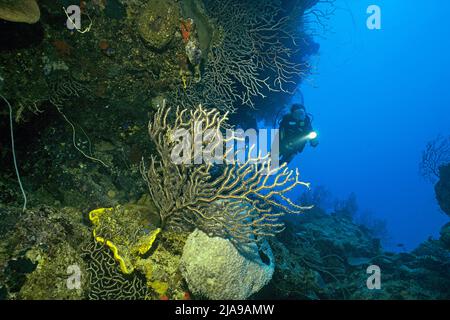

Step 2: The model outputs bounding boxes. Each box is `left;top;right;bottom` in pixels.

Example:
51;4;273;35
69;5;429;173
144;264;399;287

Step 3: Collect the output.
259;208;450;299
436;164;450;217
1;166;449;300
1;196;449;300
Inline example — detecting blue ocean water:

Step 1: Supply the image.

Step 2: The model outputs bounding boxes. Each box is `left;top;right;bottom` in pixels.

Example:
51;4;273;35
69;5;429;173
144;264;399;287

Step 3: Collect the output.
293;0;450;251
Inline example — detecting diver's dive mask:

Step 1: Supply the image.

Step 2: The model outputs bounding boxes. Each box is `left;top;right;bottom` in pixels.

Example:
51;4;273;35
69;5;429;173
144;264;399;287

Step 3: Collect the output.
293;109;306;121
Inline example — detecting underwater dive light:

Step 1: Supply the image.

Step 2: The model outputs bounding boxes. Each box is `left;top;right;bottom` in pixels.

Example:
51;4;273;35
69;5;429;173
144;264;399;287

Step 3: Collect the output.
307;131;318;140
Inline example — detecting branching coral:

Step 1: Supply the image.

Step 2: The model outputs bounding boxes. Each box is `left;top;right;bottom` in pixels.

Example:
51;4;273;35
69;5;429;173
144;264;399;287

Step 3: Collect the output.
171;0;331;112
47;75;86;108
420;135;450;183
141;103;311;245
303;0;336;37
207;0;302;96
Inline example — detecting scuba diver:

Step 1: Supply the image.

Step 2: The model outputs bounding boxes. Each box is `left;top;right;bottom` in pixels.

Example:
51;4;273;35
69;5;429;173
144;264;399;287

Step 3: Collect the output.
279;103;319;164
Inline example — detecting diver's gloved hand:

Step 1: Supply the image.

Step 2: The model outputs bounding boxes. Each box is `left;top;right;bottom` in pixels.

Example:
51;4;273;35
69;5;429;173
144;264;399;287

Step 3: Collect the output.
310;139;319;148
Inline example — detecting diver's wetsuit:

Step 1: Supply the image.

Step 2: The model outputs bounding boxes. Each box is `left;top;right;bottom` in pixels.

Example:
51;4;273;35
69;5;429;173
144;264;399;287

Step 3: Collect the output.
279;113;316;163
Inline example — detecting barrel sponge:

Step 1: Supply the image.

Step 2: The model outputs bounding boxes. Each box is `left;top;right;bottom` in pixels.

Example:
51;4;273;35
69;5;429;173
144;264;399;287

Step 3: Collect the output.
180;229;275;300
0;0;40;24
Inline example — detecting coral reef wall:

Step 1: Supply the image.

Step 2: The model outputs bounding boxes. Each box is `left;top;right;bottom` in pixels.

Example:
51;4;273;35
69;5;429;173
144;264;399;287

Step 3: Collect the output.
435;164;450;216
1;0;449;301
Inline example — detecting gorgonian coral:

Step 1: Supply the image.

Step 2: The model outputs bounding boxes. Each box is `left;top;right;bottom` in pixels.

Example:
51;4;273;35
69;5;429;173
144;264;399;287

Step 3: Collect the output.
141;103;311;245
171;0;330;112
420;135;450;182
